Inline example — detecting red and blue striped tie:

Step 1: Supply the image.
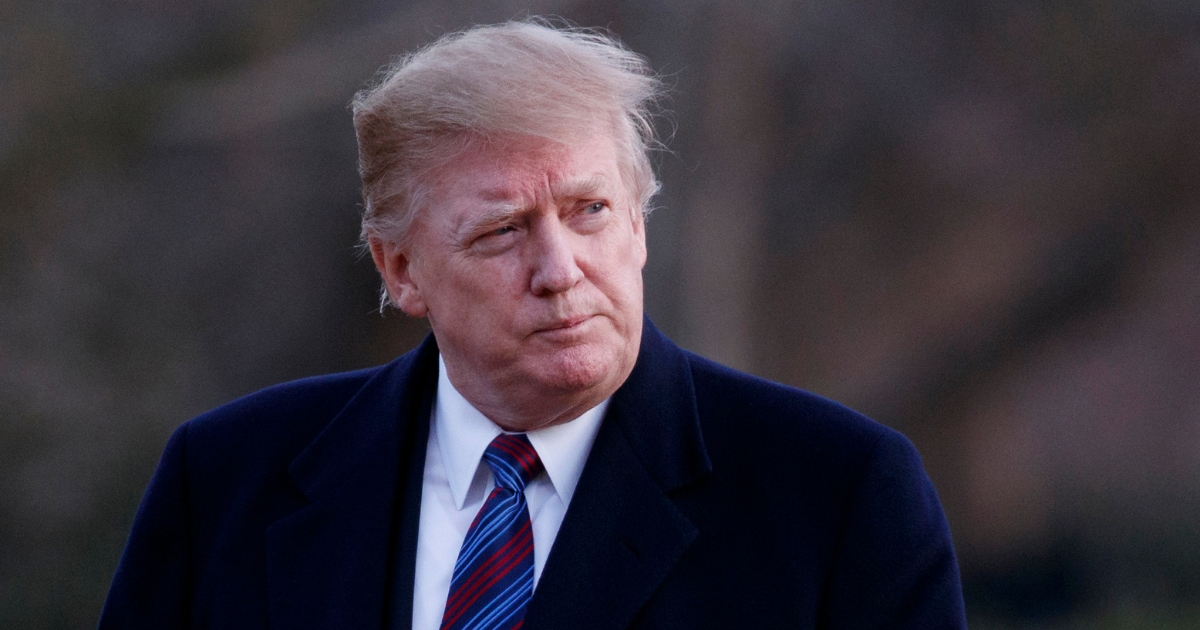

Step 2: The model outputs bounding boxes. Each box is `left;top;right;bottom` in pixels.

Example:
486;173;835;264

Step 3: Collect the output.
441;433;543;630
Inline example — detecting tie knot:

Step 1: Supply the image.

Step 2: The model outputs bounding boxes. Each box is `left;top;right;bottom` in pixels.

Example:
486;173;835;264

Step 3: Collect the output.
483;433;543;492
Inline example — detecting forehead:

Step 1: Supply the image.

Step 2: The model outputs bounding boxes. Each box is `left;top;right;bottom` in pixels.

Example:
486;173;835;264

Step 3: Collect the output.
428;132;625;204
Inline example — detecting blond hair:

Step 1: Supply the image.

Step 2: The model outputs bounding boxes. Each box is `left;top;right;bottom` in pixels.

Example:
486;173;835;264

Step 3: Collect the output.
351;19;664;249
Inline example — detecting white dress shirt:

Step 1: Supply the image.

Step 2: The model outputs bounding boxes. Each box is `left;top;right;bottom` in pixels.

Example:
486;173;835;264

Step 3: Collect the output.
411;355;608;630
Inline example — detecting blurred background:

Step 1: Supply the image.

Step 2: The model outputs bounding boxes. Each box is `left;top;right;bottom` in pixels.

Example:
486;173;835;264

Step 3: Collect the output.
3;0;1199;627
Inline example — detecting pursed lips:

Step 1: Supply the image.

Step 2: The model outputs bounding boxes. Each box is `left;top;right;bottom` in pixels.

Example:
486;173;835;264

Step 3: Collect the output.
535;314;594;334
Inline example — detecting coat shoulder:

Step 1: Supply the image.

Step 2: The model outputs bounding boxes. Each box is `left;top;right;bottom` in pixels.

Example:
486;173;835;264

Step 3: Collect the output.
683;350;900;456
165;364;390;500
679;349;929;514
679;353;965;628
184;366;381;455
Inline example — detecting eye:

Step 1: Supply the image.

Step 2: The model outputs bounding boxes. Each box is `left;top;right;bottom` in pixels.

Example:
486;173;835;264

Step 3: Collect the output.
583;201;607;214
490;225;516;237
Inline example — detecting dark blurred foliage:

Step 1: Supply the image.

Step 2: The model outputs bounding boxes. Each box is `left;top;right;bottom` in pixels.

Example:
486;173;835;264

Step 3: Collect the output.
2;0;1199;627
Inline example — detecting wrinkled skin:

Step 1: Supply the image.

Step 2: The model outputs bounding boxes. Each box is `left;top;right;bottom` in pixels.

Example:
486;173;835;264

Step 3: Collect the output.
370;131;647;431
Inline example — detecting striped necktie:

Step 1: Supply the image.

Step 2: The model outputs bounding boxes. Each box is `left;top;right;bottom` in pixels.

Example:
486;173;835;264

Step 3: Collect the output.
441;433;544;630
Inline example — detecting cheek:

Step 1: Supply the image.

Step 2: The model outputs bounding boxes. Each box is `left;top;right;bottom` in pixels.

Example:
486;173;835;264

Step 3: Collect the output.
589;246;644;306
440;257;527;313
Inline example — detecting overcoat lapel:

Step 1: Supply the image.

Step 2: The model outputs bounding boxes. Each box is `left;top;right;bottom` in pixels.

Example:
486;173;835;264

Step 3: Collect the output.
265;336;439;630
524;320;713;630
260;320;708;630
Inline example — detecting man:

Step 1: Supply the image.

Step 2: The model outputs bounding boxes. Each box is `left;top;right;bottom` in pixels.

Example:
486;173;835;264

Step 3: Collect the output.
101;21;967;629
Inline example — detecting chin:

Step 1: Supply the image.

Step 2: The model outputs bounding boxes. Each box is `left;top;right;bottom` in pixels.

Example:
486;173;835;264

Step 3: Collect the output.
532;343;621;394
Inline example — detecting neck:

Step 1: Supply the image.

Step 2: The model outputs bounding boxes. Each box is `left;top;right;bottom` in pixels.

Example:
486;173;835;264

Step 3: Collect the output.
438;357;631;433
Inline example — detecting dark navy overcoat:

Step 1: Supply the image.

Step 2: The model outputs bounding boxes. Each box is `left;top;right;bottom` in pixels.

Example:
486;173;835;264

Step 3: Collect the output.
100;319;966;629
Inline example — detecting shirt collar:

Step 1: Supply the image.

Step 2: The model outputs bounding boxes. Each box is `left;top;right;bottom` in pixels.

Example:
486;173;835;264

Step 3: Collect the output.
434;354;608;510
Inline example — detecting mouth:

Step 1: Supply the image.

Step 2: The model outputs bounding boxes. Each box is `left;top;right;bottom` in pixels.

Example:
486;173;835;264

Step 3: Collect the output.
537;315;594;333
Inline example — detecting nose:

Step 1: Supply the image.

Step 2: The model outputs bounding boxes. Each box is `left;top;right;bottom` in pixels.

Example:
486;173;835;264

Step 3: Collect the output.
529;222;584;295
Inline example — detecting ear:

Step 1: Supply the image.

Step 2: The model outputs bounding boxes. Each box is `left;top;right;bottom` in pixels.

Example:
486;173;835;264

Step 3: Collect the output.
631;207;648;270
369;236;429;317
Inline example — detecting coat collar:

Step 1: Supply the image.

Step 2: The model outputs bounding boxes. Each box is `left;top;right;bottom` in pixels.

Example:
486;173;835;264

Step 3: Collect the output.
608;317;712;491
264;317;710;629
524;318;711;630
265;333;439;630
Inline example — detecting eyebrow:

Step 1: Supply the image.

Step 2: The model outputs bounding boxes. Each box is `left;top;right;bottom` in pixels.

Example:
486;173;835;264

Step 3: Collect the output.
455;174;616;240
455;203;522;240
551;174;612;200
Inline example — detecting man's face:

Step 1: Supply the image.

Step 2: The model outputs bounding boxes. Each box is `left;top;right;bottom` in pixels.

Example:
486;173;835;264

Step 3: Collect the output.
371;130;647;430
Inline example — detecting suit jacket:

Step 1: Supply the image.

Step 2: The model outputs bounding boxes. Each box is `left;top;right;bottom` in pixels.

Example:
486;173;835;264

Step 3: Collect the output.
100;319;966;629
